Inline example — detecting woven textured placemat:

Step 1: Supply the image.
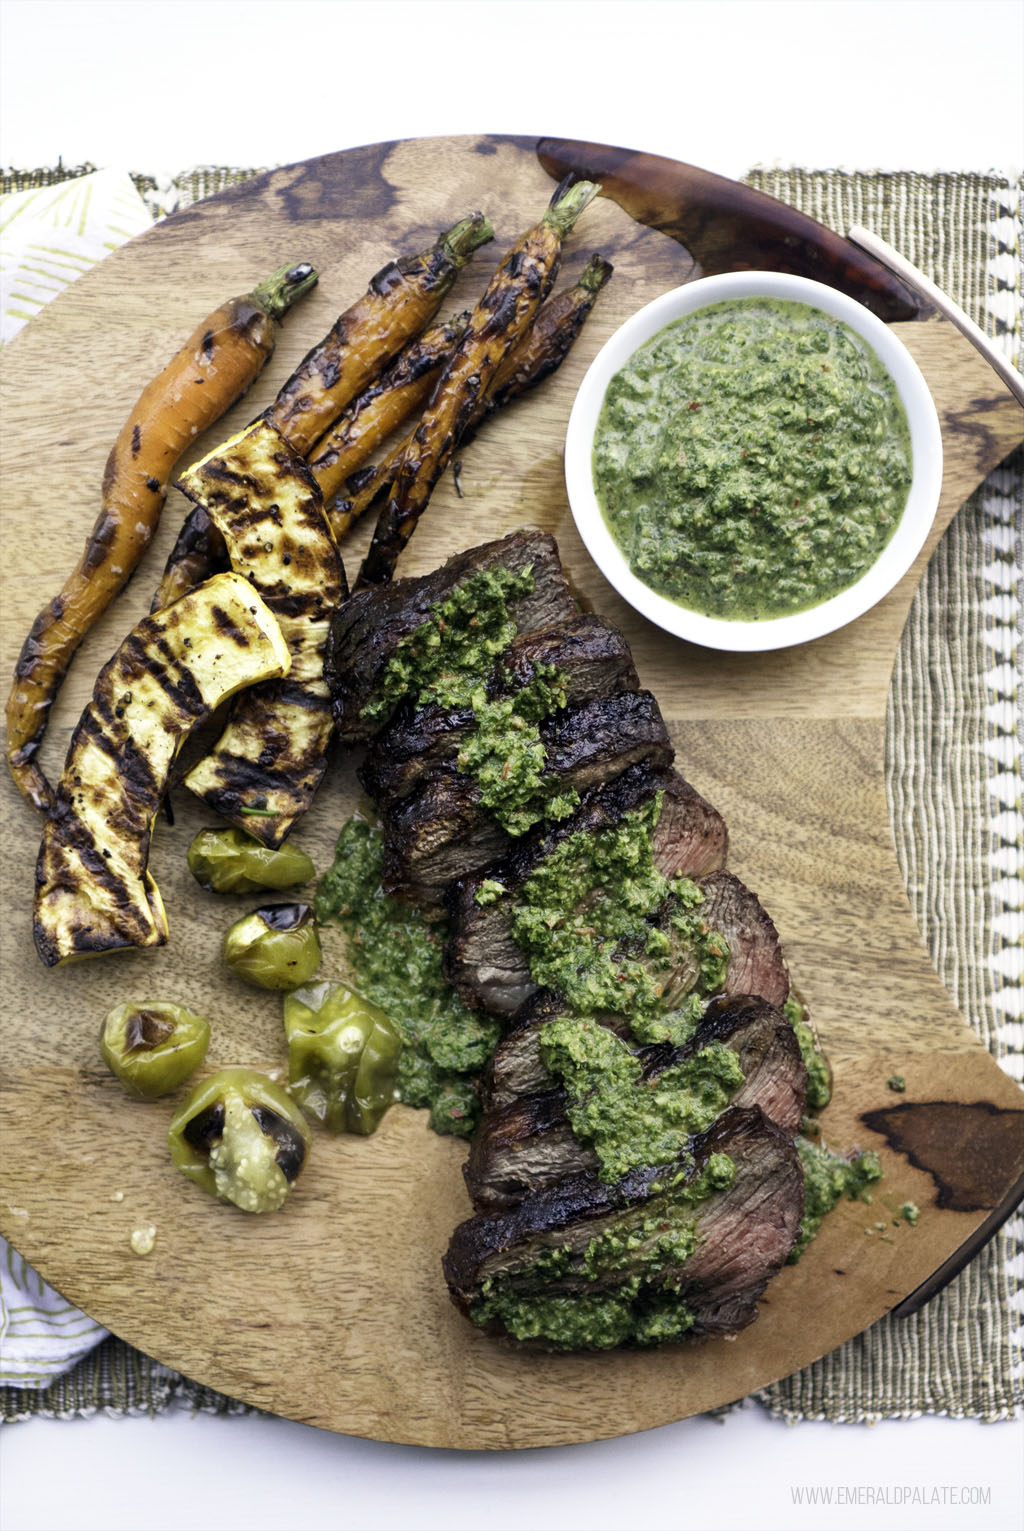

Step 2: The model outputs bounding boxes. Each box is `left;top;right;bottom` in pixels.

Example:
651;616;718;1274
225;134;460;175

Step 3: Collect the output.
1;160;1021;1426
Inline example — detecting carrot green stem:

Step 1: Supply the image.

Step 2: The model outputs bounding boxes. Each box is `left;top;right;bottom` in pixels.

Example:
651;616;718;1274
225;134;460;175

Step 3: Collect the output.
544;180;600;235
252;261;319;320
440;212;495;266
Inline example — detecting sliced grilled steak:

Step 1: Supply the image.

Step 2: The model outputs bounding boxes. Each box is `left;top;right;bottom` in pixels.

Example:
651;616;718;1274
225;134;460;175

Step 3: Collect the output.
485;992;577;1106
700;872;790;1007
465;1088;588;1209
381;773;512;914
359;701;476;806
448;860;781;1021
465;994;806;1208
380;691;673;914
539;689;672;793
326;530;577;740
443;1105;804;1348
652;770;729;880
444;885;541;1019
484;988;800;1114
360;614;639;806
705;994;805;1129
445;762;725;1016
496;613;639;701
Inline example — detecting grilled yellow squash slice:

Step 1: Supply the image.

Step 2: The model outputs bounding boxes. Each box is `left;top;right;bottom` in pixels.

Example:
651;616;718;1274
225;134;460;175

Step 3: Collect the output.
175;421;345;848
34;572;291;967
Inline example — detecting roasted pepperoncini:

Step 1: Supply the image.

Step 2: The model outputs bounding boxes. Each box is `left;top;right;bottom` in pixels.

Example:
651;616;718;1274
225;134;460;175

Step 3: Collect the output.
99;1001;210;1098
223;903;321;989
187;828;314;894
168;1068;310;1213
283;981;403;1134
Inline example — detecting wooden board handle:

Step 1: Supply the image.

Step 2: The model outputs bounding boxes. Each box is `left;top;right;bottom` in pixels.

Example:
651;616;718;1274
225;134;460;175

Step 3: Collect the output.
848;225;1024;406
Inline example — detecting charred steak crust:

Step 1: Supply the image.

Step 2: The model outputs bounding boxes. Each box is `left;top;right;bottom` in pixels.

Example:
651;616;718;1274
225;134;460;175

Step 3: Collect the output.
444;770;769;1023
444;762;700;1015
359;613;640;808
540;689;673;790
377;692;673;915
496;612;639;700
325;530;576;741
443;1105;805;1344
379;772;511;915
464;994;807;1210
358;699;476;807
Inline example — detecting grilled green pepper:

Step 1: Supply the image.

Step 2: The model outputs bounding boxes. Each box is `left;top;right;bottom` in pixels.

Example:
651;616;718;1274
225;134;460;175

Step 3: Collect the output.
283;981;403;1134
99;1000;210;1098
187;827;314;894
168;1068;310;1212
223;903;321;989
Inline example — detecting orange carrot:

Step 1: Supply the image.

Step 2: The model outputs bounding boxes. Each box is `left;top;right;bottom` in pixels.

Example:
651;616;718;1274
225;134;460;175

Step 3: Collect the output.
356;182;599;588
306;313;469;505
263;214;492;456
6;261;317;813
330;253;612;542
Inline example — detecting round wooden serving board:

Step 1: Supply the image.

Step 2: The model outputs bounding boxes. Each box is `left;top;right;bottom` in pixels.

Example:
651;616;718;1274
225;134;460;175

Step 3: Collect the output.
1;136;1022;1448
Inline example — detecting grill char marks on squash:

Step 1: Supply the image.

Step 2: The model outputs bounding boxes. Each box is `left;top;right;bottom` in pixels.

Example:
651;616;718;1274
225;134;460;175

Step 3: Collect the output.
33;573;291;967
175;421;346;847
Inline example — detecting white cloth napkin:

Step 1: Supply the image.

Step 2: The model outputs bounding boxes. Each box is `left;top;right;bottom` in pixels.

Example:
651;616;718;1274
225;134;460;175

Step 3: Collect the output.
0;166;156;1386
0;166;152;345
0;1242;109;1390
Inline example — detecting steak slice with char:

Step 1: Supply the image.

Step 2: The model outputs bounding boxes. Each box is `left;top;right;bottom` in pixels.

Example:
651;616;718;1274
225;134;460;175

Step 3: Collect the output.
465;994;806;1209
448;863;783;1021
359;701;475;807
380;691;673;915
445;763;726;1016
325;530;577;741
484;991;580;1106
497;613;639;701
700;871;790;1007
360;614;640;807
652;768;729;880
443;1105;804;1347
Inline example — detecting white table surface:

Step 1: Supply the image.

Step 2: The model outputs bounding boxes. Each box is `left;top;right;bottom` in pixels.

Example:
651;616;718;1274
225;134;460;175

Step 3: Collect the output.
2;3;1022;1528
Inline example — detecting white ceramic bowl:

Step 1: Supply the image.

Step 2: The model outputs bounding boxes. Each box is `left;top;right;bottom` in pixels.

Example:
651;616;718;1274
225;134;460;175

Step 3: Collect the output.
564;271;943;652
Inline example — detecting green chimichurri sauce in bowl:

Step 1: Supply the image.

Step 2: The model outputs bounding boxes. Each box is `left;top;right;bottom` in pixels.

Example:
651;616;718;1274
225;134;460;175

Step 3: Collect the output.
565;272;942;652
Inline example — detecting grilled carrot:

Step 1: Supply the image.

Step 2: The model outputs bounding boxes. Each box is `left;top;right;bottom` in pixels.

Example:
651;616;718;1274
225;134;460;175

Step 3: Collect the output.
355;181;599;589
463;252;612;443
6;261;318;815
342;240;608;553
263;214;493;456
154;312;472;609
306;313;469;505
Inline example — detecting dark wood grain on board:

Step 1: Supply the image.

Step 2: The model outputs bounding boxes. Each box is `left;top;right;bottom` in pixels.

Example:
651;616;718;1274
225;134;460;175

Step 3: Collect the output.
536;135;928;320
861;1102;1024;1212
1;135;1022;1447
